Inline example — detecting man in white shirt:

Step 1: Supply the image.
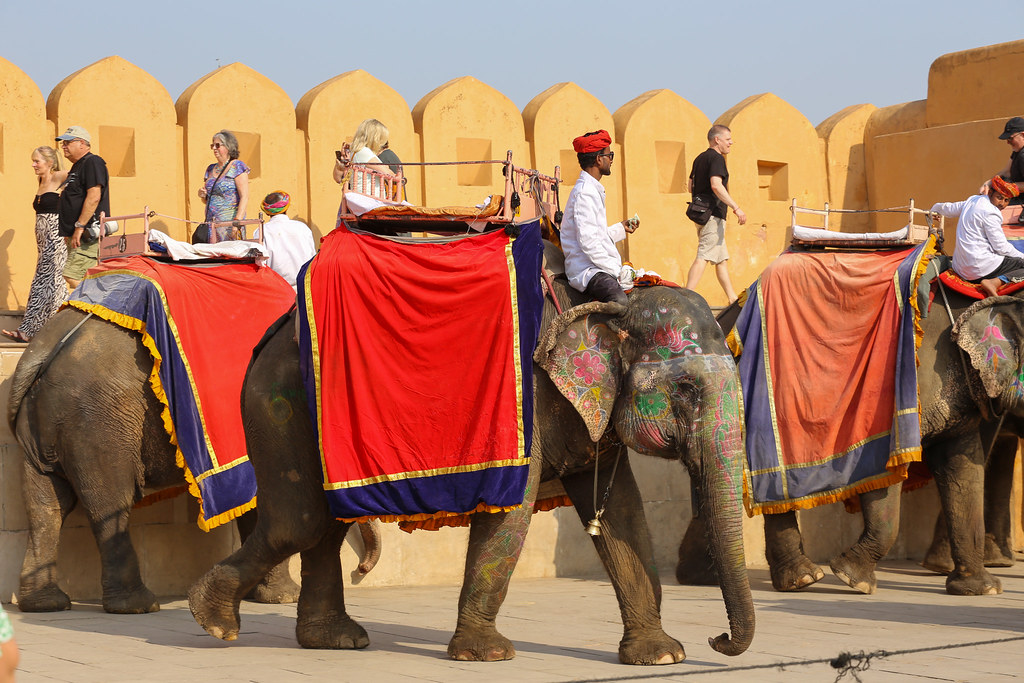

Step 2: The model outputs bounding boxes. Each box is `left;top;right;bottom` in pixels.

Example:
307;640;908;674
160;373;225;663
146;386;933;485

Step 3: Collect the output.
560;129;639;305
931;176;1022;297
256;191;317;290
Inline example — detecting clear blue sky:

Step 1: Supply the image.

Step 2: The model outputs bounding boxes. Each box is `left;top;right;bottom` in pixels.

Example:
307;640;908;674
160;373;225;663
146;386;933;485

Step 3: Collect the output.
3;1;1020;127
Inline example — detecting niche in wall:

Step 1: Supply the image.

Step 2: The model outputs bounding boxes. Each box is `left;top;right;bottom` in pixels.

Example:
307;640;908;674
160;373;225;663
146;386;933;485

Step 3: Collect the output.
455;137;492;187
234;131;262;180
559;149;577;182
757;160;789;201
100;125;136;178
655;140;687;194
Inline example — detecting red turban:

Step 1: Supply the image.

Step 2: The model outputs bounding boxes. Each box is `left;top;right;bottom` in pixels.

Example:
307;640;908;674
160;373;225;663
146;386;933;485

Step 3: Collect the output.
991;175;1020;199
572;130;612;154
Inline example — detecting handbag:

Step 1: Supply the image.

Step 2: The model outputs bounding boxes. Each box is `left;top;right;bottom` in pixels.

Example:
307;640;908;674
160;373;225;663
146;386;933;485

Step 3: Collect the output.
685;194;714;226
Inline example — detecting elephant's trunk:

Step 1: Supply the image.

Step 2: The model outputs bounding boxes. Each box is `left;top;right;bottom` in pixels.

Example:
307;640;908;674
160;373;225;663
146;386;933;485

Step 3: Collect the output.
689;355;754;656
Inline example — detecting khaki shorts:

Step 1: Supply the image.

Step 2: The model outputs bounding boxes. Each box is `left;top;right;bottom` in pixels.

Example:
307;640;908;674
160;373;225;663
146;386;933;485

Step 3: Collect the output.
63;238;99;281
695;216;729;264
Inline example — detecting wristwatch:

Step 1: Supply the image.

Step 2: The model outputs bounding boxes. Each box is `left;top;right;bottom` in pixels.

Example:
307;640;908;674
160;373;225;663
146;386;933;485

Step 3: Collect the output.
74;221;85;229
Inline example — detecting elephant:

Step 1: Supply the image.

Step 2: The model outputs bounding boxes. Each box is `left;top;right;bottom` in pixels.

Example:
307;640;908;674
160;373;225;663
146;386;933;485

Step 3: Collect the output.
8;307;380;614
678;289;1024;597
187;275;754;665
921;422;1020;573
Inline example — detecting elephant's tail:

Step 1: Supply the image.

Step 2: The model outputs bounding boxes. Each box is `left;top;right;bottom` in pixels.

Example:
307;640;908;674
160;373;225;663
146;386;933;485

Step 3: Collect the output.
7;309;92;435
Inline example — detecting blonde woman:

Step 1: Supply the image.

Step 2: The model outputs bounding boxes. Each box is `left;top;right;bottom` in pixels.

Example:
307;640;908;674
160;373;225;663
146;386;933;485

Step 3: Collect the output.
333;119;391;196
3;146;69;342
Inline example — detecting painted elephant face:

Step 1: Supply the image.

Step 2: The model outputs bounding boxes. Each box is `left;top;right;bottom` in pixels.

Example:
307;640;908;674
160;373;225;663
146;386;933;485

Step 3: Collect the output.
953;296;1024;412
535;288;741;464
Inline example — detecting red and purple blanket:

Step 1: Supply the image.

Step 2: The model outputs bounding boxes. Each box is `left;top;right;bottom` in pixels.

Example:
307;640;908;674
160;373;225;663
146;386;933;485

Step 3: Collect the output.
297;222;544;525
731;236;939;514
68;257;297;529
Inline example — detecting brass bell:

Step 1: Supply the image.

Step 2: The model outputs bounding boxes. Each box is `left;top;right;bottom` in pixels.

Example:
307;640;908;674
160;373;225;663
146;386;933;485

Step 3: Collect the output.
586;510;604;536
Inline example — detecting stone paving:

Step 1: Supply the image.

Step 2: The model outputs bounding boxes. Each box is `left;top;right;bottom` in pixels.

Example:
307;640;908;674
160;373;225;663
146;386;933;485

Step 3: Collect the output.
6;558;1024;682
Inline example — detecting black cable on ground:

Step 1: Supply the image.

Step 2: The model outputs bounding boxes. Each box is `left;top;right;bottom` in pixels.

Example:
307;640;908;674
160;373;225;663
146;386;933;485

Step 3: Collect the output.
561;634;1024;682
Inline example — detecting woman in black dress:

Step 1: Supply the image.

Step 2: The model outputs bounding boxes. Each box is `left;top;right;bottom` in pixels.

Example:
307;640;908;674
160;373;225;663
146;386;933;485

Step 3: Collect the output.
3;146;69;342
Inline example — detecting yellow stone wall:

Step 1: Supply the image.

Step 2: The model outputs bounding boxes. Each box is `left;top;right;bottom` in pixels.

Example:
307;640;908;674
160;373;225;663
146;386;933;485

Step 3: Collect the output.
523;82;624;251
413;76;531;208
47;57;184;242
176;63;304;239
297;69;422;240
816;104;876;233
0;56;51;313
2;43;1021;308
613;90;710;291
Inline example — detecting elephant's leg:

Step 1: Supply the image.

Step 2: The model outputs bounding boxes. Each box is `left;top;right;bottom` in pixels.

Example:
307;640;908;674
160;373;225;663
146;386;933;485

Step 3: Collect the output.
921;509;953;575
447;455;542;662
189;517;310;641
983;434;1016;567
295;520;368;650
675;514;718;586
829;485;900;594
76;489;159;614
763;511;824;591
926;435;1001;595
236;510;301;604
561;454;685;666
18;463;76;612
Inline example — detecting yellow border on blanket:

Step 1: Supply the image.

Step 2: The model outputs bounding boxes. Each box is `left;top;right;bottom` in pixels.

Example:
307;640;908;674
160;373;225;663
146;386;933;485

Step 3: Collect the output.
305;231;529;522
67;272;255;532
755;278;789;501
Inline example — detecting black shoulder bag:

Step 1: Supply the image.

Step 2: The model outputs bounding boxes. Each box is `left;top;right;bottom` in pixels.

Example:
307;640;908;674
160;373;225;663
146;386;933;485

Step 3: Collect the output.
685;194;714;226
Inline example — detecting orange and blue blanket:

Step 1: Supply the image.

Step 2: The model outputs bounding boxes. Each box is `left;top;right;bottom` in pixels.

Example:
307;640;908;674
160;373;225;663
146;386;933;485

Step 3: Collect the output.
68;257;297;529
297;221;543;524
732;237;939;515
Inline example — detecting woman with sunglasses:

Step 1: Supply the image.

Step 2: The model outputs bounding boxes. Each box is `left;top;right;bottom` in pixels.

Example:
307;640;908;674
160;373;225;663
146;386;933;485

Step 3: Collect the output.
196;130;250;242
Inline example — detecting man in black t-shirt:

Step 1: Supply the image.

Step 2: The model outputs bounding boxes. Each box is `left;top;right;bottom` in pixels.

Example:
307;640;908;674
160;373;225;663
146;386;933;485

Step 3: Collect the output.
685;124;746;302
56;126;110;289
980;117;1024;208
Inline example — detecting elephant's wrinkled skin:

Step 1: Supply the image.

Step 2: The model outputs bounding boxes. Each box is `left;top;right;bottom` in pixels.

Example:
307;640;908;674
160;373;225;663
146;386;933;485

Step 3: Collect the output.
679;290;1020;597
921;422;1019;574
188;283;754;664
7;308;378;613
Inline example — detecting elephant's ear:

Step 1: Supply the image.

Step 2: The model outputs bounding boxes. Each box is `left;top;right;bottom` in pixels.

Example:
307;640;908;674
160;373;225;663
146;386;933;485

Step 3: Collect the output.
534;301;626;441
952;296;1024;401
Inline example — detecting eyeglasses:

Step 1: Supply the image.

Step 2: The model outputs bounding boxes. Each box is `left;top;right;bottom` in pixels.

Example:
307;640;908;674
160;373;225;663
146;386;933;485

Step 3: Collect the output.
381;142;389;150
59;139;82;147
210;142;224;149
598;151;614;160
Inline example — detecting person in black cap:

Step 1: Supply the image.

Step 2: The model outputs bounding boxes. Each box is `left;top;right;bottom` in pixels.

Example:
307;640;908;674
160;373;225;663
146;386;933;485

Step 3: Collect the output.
979;116;1024;207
